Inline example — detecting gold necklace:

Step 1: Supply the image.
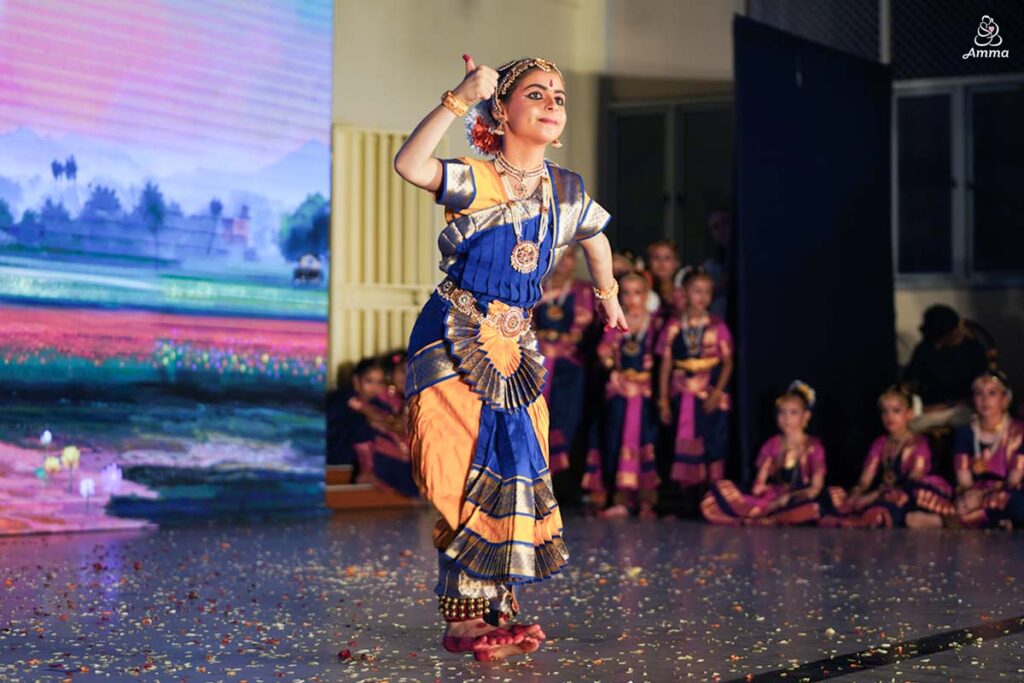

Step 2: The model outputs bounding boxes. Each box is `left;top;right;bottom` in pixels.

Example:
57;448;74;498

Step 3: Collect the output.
500;173;550;274
494;153;546;199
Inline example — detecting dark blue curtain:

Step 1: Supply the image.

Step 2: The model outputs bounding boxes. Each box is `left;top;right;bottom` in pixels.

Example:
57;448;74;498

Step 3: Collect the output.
733;17;896;486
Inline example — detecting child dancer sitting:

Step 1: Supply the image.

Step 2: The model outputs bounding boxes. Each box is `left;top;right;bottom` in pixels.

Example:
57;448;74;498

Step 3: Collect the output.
326;358;387;482
582;272;660;518
702;381;825;526
657;266;733;490
821;385;953;528
367;351;418;497
907;370;1023;529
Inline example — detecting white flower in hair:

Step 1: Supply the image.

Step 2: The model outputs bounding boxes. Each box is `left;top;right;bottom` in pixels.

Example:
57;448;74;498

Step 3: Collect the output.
911;393;924;418
788;380;816;409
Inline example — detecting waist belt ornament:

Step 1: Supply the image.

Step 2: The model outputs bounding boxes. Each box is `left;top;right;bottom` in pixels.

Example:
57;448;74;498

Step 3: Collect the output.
438;279;547;412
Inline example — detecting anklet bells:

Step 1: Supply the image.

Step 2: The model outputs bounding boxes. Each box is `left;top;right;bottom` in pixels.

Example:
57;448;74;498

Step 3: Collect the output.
438;595;490;621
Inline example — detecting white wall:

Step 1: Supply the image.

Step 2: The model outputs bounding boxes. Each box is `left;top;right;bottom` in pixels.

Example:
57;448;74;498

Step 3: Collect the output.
333;0;607;181
607;0;736;79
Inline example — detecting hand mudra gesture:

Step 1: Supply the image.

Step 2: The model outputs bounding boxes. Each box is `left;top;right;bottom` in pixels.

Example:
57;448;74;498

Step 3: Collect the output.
453;54;498;106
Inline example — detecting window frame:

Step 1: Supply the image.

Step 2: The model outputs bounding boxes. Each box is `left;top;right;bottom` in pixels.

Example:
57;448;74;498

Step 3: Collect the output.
893;74;1024;289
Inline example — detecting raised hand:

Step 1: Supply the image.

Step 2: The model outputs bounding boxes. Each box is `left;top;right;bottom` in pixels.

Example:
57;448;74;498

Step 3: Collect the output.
453;54;498;106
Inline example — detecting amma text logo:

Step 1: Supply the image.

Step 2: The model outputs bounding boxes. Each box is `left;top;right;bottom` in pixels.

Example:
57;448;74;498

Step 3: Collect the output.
963;15;1009;59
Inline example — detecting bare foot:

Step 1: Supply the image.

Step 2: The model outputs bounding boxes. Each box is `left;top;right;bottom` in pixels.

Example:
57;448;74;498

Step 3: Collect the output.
638;504;657;520
442;618;520;653
600;503;629;519
505;622;546;641
473;633;543;661
905;511;943;529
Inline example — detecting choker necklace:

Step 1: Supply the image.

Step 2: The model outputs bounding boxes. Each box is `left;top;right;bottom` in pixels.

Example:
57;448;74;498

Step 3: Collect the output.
971;415;1008;475
499;173;551;274
681;314;707;358
494;152;546;199
622;314;649;357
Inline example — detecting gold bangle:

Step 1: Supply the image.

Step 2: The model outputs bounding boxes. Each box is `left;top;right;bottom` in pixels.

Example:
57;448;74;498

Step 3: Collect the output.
593;281;619;300
441;90;469;117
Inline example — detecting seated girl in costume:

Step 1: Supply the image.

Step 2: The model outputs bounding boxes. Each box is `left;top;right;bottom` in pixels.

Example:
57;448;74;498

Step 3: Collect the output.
535;247;594;475
821;386;953;528
701;381;825;526
907;370;1024;529
582;272;661;518
365;351;418;498
657;266;733;490
326;358;386;481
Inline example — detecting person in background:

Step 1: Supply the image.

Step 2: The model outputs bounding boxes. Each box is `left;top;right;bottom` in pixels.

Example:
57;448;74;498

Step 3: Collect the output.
644;239;681;325
903;304;987;431
658;266;733;492
820;385;953;528
582;272;660;519
908;371;1023;528
326;358;387;483
536;247;594;476
701;381;826;526
366;351;418;497
612;248;639;279
701;208;732;320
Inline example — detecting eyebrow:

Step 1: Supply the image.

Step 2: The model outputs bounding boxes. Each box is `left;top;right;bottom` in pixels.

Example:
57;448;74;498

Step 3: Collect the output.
524;83;567;96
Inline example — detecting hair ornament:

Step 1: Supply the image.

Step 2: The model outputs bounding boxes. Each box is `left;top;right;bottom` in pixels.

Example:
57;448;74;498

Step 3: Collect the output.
880;384;924;417
788;380;817;409
973;368;1013;400
911;393;924;418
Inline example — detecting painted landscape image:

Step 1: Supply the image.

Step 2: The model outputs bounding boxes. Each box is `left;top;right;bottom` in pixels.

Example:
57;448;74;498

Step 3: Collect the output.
0;0;333;534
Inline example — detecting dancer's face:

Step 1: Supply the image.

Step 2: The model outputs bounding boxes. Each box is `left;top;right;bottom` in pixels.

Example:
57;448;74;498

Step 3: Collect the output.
879;394;912;436
777;398;809;434
973;379;1010;421
685;276;713;314
503;70;566;146
612;254;634;278
354;368;386;400
390;364;406;395
619;278;648;314
646;245;678;281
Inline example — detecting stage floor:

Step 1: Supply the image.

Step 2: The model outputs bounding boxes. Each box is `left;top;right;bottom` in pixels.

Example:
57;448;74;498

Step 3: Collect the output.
0;509;1022;682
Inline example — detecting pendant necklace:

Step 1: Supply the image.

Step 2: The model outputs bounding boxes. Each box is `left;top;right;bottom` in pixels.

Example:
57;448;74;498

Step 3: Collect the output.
682;313;707;358
545;279;572;321
498;170;550;274
972;416;1006;475
622;314;649;358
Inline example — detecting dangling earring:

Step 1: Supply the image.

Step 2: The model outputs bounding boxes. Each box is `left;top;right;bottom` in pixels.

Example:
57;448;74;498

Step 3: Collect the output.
490;100;506;136
551;137;563;148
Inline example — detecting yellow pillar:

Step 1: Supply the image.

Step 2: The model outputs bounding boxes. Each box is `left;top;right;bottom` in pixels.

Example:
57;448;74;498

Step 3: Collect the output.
328;124;446;388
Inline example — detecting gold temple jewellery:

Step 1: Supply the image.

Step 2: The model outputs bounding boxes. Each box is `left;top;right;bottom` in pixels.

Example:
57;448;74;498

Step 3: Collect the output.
494;152;546;198
593;281;619;300
498;173;551;274
440;90;469;117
